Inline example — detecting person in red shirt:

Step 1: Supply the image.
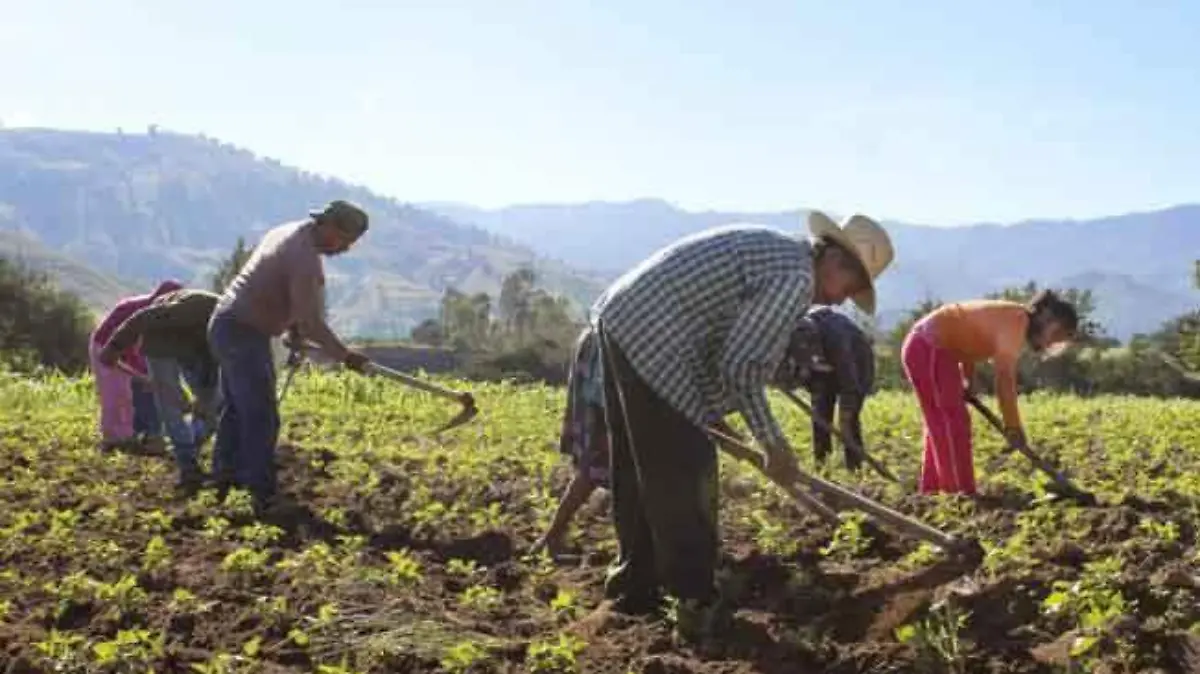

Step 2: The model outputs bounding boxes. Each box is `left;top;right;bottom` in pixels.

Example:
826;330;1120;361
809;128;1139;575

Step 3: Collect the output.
89;280;183;449
901;290;1079;494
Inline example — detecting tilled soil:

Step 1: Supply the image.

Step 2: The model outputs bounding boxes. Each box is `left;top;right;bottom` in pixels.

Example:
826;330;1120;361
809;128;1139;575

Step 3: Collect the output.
3;433;1200;673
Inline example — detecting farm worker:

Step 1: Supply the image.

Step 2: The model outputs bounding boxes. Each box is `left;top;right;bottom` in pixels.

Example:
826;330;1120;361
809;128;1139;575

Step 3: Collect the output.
534;305;879;559
529;325;609;559
773;306;877;472
99;288;223;489
208;200;371;515
88;280;183;450
901;290;1079;495
590;211;894;637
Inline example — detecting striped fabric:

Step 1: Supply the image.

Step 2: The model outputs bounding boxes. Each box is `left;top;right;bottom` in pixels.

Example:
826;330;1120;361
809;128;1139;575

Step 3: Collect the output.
593;224;814;450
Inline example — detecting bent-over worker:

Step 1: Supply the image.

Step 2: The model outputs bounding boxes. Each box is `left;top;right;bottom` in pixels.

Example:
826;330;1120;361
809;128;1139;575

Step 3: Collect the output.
591;211;894;640
207;200;371;515
100;288;223;488
773;307;877;472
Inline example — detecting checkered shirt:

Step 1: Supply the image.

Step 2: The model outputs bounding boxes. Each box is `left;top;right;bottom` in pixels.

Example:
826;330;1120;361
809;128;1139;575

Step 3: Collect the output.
593;224;814;450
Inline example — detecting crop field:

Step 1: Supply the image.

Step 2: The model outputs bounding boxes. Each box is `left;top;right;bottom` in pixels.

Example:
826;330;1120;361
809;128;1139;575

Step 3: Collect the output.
1;371;1200;673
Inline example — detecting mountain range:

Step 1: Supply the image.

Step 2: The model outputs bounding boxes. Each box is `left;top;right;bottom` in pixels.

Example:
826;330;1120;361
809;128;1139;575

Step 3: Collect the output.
0;127;1194;341
425;200;1200;339
0;128;605;337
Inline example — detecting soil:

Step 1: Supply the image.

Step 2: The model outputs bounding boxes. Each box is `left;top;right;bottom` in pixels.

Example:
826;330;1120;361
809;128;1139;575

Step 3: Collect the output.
4;434;1200;674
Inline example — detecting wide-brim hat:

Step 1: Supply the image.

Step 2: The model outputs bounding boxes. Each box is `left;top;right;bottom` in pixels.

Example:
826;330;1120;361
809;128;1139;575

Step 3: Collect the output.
808;210;894;315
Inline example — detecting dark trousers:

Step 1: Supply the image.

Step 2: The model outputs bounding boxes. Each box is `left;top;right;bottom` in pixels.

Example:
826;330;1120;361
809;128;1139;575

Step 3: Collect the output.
207;310;280;502
597;324;719;609
811;386;864;472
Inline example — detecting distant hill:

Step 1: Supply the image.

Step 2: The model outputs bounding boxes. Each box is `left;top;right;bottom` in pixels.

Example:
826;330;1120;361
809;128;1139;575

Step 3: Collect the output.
0;128;606;338
425;199;1200;339
0;229;139;314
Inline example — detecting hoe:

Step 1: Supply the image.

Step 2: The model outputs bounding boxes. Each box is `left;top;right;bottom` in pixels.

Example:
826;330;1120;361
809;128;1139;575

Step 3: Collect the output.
965;393;1098;506
706;425;984;565
278;341;478;435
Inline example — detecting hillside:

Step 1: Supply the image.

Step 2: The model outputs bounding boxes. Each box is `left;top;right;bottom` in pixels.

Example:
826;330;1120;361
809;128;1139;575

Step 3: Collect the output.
426;200;1200;339
0;129;606;337
0;229;139;312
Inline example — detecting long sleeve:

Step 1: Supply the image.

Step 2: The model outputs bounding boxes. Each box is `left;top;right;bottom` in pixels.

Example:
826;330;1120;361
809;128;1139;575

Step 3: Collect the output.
720;272;812;450
288;265;349;362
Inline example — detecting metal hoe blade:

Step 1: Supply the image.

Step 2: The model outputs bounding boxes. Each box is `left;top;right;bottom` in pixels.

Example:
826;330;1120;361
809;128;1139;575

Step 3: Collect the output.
282;339;481;436
361;362;480;435
425;392;479;435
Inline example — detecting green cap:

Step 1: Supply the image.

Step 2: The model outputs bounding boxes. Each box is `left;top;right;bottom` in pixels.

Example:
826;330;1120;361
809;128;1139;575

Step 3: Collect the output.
310;199;369;238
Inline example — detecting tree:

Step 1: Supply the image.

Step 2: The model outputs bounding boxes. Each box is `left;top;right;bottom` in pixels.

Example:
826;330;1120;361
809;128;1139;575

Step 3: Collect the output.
410;318;444;346
210;237;254;294
498;267;537;345
0;257;93;373
887;297;943;347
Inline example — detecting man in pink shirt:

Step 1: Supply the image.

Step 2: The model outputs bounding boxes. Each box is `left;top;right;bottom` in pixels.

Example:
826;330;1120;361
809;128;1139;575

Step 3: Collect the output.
89;280;183;449
207;200;370;514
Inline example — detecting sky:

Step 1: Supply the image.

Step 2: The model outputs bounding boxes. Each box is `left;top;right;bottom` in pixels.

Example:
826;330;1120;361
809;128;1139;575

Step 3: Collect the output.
2;1;1198;225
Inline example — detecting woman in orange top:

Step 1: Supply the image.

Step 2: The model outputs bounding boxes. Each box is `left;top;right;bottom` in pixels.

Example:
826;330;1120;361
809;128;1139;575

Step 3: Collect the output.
901;290;1079;494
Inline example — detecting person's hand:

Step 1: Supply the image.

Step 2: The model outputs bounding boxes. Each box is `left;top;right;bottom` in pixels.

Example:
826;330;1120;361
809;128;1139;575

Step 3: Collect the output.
343;350;370;373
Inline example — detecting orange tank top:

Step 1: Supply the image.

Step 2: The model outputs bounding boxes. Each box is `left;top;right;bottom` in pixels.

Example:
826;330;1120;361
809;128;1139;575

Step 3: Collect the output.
922;300;1030;430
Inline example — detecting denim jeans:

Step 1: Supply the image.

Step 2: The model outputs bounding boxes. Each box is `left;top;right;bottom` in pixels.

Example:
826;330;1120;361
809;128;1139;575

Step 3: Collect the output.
132;378;161;437
207;310;280;501
146;355;222;471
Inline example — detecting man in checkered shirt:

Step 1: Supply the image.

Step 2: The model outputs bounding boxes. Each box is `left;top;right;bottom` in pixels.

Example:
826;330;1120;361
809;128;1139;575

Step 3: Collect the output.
591;210;894;633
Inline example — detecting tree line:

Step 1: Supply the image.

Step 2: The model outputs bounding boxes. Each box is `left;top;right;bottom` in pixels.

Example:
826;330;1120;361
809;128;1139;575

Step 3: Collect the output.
2;238;1196;399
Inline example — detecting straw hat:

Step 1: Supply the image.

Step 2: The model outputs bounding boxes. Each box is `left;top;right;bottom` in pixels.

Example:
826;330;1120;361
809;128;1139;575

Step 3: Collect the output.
807;210;894;315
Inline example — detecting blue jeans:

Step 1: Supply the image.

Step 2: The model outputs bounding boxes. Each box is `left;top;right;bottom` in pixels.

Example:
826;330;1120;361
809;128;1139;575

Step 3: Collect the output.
208;310;280;501
146;355;222;471
132;379;161;436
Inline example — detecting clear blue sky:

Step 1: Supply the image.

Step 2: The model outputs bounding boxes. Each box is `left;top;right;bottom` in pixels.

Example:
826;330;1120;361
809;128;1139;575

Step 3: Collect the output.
3;1;1197;225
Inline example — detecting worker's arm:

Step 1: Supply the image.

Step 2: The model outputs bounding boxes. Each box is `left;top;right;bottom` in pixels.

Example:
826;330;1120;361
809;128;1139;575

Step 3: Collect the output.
288;266;351;363
961;360;977;393
720;272;812;454
992;323;1025;442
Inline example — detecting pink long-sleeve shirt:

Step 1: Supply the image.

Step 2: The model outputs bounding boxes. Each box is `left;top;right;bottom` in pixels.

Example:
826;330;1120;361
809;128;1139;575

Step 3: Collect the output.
92;280;183;376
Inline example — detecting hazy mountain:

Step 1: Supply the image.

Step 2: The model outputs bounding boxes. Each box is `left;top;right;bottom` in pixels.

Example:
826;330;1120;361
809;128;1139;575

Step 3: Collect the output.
424;199;1200;339
0;229;140;313
0;129;606;337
